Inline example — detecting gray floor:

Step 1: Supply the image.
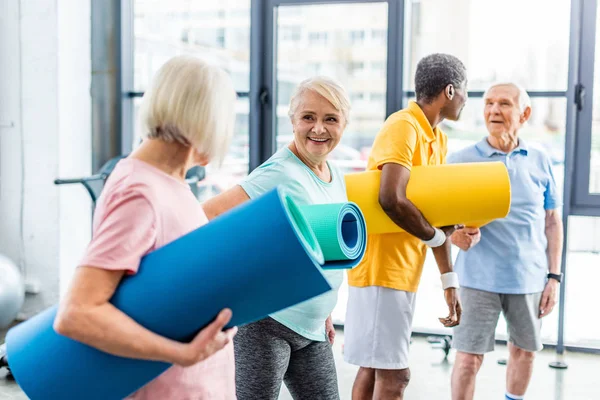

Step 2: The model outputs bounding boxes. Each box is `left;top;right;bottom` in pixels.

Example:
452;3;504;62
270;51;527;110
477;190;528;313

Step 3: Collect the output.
282;332;600;400
2;332;599;399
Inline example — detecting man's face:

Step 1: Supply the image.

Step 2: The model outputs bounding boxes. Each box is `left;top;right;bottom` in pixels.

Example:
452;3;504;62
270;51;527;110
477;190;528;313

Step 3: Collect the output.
445;80;468;121
484;85;528;137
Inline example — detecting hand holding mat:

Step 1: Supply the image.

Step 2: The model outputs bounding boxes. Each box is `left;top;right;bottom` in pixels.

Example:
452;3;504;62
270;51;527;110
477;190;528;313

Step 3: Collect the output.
299;202;367;269
345;162;511;235
6;187;331;400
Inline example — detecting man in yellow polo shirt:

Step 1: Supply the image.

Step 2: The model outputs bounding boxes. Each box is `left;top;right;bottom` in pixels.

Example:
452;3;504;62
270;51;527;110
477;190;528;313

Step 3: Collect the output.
345;53;468;400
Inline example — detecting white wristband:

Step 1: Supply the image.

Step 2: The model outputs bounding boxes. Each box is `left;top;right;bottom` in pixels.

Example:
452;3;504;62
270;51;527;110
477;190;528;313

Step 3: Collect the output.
441;272;460;290
422;228;446;248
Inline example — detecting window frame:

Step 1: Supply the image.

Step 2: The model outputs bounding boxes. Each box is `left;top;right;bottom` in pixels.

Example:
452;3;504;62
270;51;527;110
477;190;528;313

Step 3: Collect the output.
112;0;600;355
571;0;600;213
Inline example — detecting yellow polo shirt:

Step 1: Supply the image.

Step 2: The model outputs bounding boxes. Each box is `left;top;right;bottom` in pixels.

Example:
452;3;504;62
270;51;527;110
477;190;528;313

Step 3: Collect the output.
347;101;448;292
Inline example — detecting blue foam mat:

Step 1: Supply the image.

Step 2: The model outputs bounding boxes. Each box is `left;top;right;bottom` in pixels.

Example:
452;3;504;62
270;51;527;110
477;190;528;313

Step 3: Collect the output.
6;187;331;400
323;202;366;269
305;202;367;270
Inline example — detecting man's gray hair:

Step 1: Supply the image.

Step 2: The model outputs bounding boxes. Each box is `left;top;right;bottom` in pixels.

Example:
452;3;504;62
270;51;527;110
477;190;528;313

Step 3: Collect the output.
414;53;467;102
484;82;532;113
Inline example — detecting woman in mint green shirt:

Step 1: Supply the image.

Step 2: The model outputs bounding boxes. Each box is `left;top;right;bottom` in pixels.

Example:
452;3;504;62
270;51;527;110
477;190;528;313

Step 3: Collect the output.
203;76;351;400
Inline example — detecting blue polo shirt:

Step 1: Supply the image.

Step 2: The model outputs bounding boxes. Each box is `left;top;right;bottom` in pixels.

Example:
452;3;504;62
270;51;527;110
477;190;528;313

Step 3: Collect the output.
447;138;561;294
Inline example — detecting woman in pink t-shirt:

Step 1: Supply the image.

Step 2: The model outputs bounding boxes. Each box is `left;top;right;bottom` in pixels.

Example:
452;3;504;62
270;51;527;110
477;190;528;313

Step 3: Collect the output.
53;55;238;399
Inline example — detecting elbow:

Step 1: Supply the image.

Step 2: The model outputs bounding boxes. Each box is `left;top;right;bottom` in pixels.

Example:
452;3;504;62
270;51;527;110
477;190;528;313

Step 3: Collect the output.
546;217;563;233
53;304;85;339
379;191;405;217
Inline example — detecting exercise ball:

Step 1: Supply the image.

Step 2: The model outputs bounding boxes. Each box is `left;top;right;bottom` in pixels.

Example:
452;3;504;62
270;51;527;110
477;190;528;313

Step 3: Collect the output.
0;254;25;329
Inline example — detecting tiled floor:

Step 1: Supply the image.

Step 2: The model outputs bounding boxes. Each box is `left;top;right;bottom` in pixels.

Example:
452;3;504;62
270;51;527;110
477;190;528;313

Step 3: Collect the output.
2;332;599;399
280;332;600;400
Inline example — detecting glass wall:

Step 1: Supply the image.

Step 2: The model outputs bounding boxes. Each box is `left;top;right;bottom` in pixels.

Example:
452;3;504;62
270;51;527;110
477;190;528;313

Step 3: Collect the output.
589;4;600;194
274;2;389;175
123;0;600;351
406;0;570;91
405;0;570;344
133;0;251;201
564;216;600;348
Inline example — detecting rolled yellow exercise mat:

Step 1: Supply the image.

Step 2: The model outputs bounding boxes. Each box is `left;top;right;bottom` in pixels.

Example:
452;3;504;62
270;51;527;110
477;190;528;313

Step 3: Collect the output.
345;162;511;235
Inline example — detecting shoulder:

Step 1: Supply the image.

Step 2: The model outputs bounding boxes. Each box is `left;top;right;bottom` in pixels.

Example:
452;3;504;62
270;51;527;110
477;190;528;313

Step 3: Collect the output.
525;143;553;165
242;148;306;198
372;112;420;151
382;110;420;134
99;160;154;206
246;148;300;181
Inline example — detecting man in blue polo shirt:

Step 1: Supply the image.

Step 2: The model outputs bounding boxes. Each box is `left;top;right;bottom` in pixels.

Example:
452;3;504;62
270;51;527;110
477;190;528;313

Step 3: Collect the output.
447;83;563;400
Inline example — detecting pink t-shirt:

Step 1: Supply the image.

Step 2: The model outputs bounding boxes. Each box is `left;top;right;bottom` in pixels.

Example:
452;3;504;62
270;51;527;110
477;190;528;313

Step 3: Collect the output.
79;158;236;400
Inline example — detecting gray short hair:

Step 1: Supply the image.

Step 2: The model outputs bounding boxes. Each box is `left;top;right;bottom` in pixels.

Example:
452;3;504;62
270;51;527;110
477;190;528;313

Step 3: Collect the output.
139;55;237;165
288;76;351;126
484;82;532;112
415;53;467;102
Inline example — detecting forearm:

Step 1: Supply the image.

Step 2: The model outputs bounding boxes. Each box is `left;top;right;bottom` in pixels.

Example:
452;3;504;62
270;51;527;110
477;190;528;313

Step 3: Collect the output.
55;303;184;364
546;220;563;275
202;185;250;220
381;197;436;240
432;240;453;275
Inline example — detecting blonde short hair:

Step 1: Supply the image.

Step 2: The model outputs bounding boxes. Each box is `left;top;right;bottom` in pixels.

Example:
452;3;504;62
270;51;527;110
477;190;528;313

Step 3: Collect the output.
288;76;351;126
484;82;532;113
138;55;237;165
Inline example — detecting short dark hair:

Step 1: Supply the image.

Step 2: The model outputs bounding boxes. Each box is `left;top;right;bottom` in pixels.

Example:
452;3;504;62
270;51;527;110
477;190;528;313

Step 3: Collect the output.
415;53;467;102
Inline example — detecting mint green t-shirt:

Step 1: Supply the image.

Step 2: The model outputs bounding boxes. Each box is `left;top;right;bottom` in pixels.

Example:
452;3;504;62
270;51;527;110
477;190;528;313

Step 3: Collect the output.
240;147;346;341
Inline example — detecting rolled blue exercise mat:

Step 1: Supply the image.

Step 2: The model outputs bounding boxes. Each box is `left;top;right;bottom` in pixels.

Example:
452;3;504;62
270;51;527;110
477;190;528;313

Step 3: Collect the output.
299;202;367;269
6;187;332;400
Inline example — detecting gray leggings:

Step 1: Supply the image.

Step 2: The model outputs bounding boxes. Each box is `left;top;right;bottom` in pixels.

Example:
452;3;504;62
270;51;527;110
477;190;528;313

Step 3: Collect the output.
234;317;340;400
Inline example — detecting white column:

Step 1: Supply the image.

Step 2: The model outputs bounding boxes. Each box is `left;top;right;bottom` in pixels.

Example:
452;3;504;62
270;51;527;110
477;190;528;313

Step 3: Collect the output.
0;0;91;317
57;0;92;297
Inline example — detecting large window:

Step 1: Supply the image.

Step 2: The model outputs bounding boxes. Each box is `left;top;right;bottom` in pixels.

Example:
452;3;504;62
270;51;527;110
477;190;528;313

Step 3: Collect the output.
118;0;600;352
271;2;389;325
564;216;600;348
405;0;570;343
589;4;600;194
406;0;570;91
132;0;251;201
274;2;388;177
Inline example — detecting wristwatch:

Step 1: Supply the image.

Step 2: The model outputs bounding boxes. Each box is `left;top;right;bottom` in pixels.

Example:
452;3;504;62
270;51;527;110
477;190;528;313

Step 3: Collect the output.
547;273;563;283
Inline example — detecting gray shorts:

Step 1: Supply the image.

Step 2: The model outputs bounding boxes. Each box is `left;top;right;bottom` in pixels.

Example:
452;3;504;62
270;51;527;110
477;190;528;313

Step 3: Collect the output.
452;287;543;354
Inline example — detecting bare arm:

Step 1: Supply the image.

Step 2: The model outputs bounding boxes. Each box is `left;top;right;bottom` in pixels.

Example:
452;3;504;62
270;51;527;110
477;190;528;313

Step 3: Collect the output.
545;209;563;275
54;266;235;366
379;163;461;326
432;240;454;274
539;209;563;317
379;163;458;273
202;185;250;221
378;163;436;240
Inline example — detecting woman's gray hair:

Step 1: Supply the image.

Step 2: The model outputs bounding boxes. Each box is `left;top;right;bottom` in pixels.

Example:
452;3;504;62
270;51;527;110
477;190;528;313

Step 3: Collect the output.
288;76;351;126
138;55;237;165
415;53;467;103
484;82;532;112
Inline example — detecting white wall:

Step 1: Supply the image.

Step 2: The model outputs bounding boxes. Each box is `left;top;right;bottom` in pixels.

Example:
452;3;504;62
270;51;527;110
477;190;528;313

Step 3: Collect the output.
0;0;92;318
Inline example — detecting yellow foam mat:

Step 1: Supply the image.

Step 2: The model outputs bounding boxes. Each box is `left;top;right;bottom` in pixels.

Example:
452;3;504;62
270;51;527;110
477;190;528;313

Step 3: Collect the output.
345;162;511;235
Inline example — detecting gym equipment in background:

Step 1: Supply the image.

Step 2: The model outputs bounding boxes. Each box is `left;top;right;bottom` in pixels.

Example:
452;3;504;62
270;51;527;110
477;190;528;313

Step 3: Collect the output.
0;254;24;330
6;187;332;400
427;335;452;364
0;254;22;381
299;202;367;269
0;344;13;381
345;162;511;235
54;156;206;207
